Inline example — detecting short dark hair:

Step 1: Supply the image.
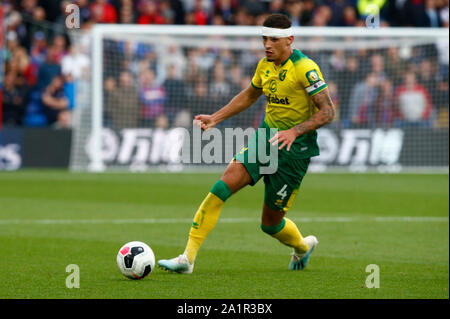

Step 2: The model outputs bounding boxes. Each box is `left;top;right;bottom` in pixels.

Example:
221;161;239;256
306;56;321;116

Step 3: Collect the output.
263;14;292;29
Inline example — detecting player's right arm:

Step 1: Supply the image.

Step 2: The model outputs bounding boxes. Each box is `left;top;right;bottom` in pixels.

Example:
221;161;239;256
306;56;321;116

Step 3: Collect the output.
194;84;262;131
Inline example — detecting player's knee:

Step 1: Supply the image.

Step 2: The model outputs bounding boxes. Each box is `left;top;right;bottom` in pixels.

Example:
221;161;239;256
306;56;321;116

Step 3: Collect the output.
220;161;252;193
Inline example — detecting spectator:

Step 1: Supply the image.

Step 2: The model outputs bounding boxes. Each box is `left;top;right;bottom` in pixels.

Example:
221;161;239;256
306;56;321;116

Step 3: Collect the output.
76;0;93;24
36;45;62;91
106;71;141;128
29;31;47;66
311;5;333;26
234;7;256;25
163;64;188;123
161;42;186;79
10;46;37;87
1;0;449;132
137;0;165;24
384;47;409;87
335;55;363;125
357;0;388;19
23;6;49;51
168;0;186;24
370;53;388;83
394;71;433;126
61;45;90;81
286;0;303;26
341;5;359;26
229;64;244;96
375;80;395;127
327;0;354;26
435;78;449;127
191;0;210;25
300;0;317;25
349;73;379;128
269;0;287;15
52;34;68;63
5;11;27;47
417;59;440;107
424;0;442;27
2;72;28;126
90;0;118;23
214;0;239;25
406;0;442;27
120;2;137;23
241;0;264;17
41;75;71;129
5;31;20;63
160;0;176;24
188;77;214;116
439;0;449;26
139;69;167;125
103;76;117;127
212;13;226;25
209;60;231;108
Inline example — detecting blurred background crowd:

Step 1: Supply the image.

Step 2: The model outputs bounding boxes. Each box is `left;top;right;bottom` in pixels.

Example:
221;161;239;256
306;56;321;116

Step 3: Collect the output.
1;0;449;130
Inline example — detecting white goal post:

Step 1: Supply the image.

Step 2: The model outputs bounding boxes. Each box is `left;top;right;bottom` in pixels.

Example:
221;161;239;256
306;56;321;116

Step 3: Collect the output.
69;25;449;173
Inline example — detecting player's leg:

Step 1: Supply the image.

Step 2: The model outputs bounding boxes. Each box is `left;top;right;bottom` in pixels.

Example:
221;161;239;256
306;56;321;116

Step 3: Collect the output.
261;202;309;256
158;160;254;273
182;160;252;262
260;158;318;270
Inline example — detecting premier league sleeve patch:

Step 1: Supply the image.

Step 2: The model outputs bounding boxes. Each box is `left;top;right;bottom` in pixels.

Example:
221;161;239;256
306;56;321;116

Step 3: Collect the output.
306;69;320;84
305;69;327;96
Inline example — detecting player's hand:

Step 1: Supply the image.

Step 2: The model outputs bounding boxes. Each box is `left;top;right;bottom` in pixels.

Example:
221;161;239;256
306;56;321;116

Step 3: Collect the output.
268;128;297;152
193;114;217;131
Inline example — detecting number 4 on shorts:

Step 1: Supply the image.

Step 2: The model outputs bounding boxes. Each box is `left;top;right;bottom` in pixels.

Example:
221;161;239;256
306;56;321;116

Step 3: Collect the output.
277;184;288;200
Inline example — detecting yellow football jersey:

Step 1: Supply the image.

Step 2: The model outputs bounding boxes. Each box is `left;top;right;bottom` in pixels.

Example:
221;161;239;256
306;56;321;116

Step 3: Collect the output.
251;49;327;130
250;49;327;158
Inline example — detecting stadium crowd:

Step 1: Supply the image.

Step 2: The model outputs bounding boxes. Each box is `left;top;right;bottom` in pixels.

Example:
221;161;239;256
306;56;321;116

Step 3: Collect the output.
1;0;449;129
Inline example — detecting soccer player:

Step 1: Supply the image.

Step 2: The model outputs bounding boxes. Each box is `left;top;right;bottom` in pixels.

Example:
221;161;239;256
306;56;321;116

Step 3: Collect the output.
158;13;335;274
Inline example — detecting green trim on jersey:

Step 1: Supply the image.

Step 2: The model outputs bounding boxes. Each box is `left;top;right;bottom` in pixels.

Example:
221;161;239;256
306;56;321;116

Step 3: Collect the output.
289;49;308;65
251;81;262;90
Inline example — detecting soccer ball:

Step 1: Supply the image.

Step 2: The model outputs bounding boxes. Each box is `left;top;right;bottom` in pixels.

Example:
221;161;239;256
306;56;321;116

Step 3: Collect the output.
116;241;155;280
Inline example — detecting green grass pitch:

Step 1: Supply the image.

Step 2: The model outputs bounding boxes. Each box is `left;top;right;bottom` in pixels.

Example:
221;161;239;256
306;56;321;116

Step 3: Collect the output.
0;170;448;299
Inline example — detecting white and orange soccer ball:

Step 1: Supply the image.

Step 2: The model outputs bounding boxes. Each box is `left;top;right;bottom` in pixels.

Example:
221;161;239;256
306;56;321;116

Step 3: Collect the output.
116;241;155;280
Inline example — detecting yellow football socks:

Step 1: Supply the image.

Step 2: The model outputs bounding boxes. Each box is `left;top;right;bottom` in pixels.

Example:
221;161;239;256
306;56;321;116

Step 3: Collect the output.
261;217;309;254
184;180;232;264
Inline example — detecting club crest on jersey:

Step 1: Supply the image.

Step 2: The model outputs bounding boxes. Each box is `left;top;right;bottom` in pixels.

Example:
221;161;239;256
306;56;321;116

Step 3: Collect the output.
269;79;277;93
279;69;287;81
306;69;320;84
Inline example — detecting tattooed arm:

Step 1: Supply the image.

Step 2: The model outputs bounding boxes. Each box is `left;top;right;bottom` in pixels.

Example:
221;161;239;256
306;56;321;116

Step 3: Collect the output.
269;88;335;151
292;88;335;136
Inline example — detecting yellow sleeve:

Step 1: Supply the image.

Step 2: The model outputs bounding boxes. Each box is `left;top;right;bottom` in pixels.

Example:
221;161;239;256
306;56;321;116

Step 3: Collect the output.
296;58;328;96
250;58;266;89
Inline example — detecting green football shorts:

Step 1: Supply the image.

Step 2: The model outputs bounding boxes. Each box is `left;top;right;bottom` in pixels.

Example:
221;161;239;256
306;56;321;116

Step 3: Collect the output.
233;129;311;213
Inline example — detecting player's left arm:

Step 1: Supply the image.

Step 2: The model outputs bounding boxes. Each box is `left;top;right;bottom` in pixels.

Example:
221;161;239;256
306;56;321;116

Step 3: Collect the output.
269;88;335;151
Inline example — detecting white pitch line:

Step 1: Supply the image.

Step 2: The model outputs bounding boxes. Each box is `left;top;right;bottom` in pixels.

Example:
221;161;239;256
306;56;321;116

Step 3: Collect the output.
0;216;447;225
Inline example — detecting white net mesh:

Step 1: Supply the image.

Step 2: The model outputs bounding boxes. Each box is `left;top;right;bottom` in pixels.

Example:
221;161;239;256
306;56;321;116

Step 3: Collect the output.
69;26;449;172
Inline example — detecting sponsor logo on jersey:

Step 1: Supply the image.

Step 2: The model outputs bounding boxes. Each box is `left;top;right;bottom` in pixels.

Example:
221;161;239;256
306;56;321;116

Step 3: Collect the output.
266;94;290;105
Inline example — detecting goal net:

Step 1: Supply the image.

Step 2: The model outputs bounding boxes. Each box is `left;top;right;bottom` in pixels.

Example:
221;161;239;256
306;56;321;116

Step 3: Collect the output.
69;25;449;173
